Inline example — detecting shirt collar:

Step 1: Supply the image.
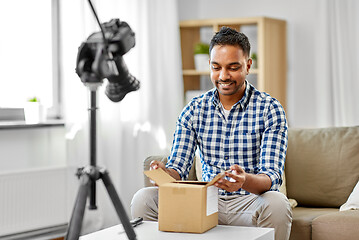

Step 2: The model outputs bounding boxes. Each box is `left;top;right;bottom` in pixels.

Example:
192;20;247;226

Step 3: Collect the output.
211;80;252;110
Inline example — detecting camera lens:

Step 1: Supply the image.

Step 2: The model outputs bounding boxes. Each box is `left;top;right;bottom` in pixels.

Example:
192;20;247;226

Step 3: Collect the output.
105;74;140;102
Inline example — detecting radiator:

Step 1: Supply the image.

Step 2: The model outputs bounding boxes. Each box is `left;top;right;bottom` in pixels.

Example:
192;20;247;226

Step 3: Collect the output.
0;167;68;237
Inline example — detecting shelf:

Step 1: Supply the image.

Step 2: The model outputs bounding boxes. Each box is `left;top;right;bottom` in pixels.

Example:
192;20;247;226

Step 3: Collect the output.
0;120;65;130
180;17;266;27
183;69;259;76
179;17;287;109
183;70;210;76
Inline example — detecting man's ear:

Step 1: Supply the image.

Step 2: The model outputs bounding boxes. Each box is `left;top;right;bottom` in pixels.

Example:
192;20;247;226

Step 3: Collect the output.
246;58;252;75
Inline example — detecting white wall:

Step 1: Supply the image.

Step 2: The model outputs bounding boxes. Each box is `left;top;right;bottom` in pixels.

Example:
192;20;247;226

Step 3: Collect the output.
177;0;322;127
0;126;66;172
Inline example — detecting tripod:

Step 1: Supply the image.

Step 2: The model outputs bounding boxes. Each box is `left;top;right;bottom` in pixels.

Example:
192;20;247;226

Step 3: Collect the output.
66;83;136;240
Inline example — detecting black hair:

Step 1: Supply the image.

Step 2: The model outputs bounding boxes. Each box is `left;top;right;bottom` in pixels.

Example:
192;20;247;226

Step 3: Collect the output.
209;26;251;57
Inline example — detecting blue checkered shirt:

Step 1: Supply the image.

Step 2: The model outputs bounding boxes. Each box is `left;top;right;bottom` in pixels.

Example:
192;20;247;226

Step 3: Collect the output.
166;81;288;196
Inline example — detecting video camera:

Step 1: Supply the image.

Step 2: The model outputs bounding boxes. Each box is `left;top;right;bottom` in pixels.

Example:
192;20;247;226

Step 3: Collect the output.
76;18;140;102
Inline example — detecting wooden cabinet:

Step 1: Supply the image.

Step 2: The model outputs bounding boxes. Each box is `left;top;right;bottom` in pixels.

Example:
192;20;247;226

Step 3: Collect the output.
179;17;287;110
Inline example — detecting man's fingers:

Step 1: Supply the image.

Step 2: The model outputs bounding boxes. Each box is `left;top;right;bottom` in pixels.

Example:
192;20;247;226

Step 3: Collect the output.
230;164;245;174
215;179;227;190
150;160;159;170
215;172;244;192
150;160;166;170
226;170;239;182
215;178;233;191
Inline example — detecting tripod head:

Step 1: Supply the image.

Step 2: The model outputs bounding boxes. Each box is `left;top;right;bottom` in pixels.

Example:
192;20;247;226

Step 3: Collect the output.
76;18;140;101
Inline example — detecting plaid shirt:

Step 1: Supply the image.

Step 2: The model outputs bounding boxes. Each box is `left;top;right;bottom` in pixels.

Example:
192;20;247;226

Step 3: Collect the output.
166;81;288;196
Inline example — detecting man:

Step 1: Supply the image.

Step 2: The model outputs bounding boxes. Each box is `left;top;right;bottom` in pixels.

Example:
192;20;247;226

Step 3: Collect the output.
131;27;292;240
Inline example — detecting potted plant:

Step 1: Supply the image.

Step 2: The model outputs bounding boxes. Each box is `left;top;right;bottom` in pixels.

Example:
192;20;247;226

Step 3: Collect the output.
250;52;258;68
24;97;46;123
28;97;39;103
193;42;210;71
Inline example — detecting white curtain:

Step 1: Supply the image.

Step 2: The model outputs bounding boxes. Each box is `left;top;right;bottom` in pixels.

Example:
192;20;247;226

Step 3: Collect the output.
60;0;183;232
315;0;359;127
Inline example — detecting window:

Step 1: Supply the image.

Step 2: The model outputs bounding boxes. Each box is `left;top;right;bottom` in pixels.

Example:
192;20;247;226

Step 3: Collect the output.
0;0;60;119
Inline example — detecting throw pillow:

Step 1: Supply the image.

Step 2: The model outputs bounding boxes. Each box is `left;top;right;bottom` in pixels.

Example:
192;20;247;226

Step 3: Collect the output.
340;180;359;211
279;171;298;209
278;171;287;195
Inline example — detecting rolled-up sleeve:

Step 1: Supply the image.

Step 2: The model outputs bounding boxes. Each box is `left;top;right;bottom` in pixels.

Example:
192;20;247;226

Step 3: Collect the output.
259;101;288;191
166;104;197;179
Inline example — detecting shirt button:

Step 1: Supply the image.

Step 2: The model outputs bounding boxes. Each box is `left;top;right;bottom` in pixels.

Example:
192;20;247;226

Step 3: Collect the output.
224;156;229;160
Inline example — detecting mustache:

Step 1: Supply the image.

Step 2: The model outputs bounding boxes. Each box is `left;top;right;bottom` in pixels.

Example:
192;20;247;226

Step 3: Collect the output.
217;79;234;84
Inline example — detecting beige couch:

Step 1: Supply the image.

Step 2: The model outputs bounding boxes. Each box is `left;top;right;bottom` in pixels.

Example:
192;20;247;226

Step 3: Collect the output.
143;126;359;240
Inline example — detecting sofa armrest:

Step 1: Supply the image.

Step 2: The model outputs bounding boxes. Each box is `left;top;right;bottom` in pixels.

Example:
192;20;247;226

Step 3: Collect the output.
143;155;198;187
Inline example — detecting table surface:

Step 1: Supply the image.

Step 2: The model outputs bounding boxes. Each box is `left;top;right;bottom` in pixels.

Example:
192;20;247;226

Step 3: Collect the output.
80;221;274;240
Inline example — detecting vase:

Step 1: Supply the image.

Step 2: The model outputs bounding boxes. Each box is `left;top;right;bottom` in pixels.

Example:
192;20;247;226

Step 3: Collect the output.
194;54;209;71
24;102;46;124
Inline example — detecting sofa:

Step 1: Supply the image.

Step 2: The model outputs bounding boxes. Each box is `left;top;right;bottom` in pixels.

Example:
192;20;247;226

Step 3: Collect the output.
143;126;359;240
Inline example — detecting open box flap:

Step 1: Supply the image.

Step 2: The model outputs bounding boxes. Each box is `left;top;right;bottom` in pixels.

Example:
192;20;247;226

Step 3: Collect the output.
206;171;226;186
144;168;176;186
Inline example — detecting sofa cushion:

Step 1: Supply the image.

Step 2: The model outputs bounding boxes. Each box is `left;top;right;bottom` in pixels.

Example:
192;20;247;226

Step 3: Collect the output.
286;126;359;207
312;210;359;240
290;207;338;240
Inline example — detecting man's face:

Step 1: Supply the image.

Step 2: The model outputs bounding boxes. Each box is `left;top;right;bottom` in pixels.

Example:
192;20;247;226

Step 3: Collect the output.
209;45;251;98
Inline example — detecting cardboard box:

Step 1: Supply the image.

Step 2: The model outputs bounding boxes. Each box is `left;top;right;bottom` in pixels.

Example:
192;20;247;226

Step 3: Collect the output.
144;168;225;233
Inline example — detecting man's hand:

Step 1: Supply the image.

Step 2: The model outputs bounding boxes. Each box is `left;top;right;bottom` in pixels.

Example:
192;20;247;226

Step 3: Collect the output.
214;165;246;192
214;164;272;194
150;160;166;171
149;160;181;181
148;160;166;186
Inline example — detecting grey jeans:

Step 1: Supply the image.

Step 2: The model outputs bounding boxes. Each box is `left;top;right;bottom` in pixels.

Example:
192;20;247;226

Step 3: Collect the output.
131;187;292;240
